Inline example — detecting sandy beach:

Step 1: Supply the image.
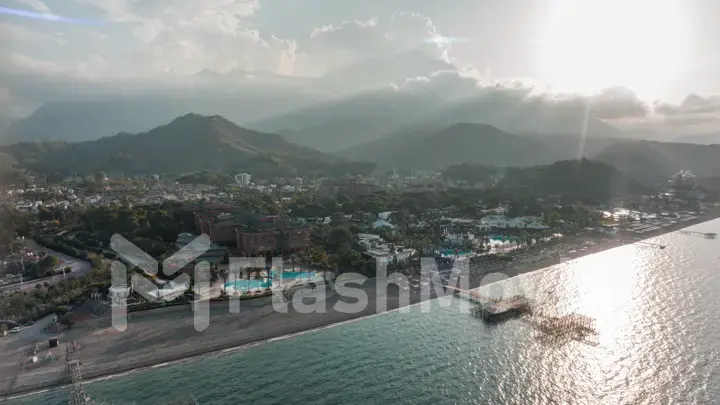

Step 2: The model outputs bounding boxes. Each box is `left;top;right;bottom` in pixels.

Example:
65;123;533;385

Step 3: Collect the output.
2;209;719;399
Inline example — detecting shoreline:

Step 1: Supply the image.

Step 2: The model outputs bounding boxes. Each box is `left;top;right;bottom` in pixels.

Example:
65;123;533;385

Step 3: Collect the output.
508;209;720;277
3;211;720;400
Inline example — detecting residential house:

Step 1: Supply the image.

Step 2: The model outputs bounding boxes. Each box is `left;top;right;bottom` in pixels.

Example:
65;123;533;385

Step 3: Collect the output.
372;219;397;230
477;215;549;232
358;234;415;265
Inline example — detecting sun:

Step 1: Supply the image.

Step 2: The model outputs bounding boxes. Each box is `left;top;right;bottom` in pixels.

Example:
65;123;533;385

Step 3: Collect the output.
537;0;690;98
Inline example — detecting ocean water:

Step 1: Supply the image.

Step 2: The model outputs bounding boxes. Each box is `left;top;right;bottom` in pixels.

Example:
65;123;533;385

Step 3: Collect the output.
9;221;720;405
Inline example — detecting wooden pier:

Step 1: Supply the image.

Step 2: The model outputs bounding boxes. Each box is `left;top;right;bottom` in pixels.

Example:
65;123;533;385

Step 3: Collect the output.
680;231;717;239
529;313;599;346
635;241;667;249
445;286;600;345
444;286;531;322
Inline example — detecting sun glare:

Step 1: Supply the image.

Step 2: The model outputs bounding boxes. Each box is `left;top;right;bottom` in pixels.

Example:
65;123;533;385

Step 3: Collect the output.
538;0;690;98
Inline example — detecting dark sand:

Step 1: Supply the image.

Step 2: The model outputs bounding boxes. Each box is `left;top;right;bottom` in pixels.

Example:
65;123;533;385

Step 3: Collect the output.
2;210;719;399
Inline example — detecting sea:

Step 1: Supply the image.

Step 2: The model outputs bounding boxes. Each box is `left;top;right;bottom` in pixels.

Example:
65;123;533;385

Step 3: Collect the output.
8;220;720;405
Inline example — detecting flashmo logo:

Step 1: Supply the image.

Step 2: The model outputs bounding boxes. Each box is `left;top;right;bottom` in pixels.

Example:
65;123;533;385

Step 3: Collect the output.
109;234;212;332
108;233;523;333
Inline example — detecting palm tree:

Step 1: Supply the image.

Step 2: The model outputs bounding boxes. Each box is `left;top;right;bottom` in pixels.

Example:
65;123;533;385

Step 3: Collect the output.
219;268;229;294
253;270;263;293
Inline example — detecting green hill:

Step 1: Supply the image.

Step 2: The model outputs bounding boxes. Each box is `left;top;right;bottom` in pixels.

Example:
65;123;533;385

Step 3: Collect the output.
592;140;720;185
500;158;646;202
0;114;375;178
339;123;555;170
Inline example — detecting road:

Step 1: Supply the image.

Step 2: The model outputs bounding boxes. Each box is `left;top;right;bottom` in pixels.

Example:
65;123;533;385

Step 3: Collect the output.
2;314;58;345
0;240;92;293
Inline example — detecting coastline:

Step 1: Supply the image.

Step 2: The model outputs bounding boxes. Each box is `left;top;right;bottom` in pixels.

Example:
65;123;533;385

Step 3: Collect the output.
509;209;720;277
3;210;719;400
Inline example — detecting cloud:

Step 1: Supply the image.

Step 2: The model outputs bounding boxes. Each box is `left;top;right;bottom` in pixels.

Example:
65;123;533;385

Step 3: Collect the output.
1;53;114;86
14;0;51;13
559;87;650;119
644;94;720;133
4;54;68;76
395;70;651;121
299;12;450;75
1;2;718;137
0;84;39;122
2;5;454;97
654;94;720;116
663;113;720;127
0;22;63;44
70;0;272;75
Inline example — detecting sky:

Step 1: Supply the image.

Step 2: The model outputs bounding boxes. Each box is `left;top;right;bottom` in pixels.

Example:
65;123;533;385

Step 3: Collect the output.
2;0;720;133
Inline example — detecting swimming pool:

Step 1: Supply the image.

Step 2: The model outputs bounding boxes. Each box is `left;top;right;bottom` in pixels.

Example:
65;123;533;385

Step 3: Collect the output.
224;270;316;291
225;279;272;291
277;270;316;280
491;235;519;242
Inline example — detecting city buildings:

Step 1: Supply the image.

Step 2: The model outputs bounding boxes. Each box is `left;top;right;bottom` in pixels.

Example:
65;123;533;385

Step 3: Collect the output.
320;178;383;198
235;173;252;187
235;216;311;256
191;208;311;256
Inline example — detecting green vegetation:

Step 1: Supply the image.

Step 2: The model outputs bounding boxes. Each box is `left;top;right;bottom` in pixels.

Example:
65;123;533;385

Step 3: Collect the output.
499;159;648;203
59;313;76;328
594;140;720;185
0;261;110;323
0;114;376;178
176;171;232;186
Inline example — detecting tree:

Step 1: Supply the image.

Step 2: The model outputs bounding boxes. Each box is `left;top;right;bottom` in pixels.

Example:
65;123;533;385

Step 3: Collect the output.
39;255;59;270
210;263;219;286
219;268;229;292
59;313;76;328
328;227;352;254
546;212;562;227
330;213;347;227
390;209;411;232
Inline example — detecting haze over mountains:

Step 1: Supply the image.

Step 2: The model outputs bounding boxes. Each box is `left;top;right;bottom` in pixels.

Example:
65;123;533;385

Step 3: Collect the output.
0;51;457;146
3;49;707;150
4;41;720;187
5;109;720;192
0;114;375;178
339;123;625;170
339;123;551;169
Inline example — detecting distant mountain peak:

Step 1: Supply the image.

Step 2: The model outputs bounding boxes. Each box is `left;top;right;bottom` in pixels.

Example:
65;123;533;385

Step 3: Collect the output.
444;122;506;133
0;114;376;177
193;69;224;79
165;113;232;128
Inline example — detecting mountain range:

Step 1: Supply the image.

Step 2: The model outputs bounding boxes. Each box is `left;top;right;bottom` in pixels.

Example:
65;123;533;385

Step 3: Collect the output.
592;140;720;184
0;114;375;178
249;83;625;152
339;122;623;169
0;51;455;146
3;111;720;189
338;123;551;169
1;51;631;153
338;121;720;186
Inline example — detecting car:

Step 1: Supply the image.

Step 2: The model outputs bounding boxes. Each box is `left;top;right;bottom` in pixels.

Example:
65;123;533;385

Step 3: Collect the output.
10;327;21;333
